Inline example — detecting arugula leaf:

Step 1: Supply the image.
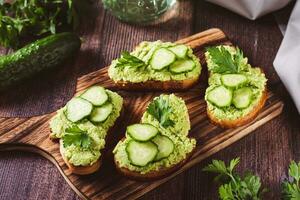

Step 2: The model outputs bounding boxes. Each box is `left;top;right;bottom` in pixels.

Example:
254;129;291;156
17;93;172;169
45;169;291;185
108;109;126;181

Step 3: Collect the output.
282;161;300;200
146;96;175;128
203;158;266;200
206;46;244;74
0;0;92;48
63;125;92;149
115;51;146;69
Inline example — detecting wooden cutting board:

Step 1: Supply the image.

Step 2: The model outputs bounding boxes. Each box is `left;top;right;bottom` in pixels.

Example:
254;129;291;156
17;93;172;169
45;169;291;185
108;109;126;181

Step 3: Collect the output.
0;28;283;200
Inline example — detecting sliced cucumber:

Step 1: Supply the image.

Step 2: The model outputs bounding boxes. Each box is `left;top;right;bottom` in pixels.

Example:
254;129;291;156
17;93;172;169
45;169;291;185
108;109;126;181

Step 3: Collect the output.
221;74;247;88
168;44;188;58
126;140;158;167
80;86;108;106
232;87;253;109
207;86;232;107
89;103;113;123
127;123;159;142
152;135;174;161
66;97;93;122
150;48;176;70
169;59;195;74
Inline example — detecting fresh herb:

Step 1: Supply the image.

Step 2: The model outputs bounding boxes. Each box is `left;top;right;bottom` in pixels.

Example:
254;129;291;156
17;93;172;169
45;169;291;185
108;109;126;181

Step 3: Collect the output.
115;51;146;69
147;96;174;128
206;46;244;74
203;158;266;200
0;0;90;48
63;125;92;149
282;161;300;200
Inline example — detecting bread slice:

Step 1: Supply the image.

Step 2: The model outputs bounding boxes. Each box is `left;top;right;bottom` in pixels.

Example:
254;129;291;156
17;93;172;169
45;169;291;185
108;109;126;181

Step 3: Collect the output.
114;144;194;181
60;143;102;175
113;76;199;91
207;89;267;128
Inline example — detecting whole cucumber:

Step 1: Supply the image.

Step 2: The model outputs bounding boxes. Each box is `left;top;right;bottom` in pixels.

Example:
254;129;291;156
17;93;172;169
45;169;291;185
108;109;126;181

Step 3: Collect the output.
0;32;81;90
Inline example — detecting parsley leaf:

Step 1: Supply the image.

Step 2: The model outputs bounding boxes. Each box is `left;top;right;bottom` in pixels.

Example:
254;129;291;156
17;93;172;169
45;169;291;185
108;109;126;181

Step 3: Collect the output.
115;51;146;69
146;96;175;128
206;46;244;74
63;125;92;149
203;158;266;200
282;161;300;200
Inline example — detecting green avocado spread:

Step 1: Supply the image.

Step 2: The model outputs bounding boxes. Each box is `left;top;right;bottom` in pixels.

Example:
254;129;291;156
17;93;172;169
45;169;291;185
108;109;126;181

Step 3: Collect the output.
113;94;196;174
50;89;123;166
108;41;201;83
205;45;267;120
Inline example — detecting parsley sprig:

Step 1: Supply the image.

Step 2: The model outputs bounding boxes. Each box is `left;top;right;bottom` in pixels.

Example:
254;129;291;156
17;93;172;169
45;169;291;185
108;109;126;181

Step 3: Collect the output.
203;158;266;200
63;125;92;149
282;161;300;199
206;46;244;74
147;96;174;128
115;51;146;69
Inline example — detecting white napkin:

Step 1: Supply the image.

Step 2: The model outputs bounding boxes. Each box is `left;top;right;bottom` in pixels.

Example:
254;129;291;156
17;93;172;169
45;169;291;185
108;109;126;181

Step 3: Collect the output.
274;1;300;113
206;0;300;113
206;0;292;20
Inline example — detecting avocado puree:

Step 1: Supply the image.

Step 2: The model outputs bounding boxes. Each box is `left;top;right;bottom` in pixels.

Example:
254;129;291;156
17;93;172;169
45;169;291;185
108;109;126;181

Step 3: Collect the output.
205;45;267;120
113;94;196;174
50;90;123;166
108;41;201;83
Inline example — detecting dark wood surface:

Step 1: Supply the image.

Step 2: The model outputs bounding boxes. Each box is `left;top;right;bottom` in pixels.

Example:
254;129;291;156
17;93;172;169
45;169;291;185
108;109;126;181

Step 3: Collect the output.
0;1;298;200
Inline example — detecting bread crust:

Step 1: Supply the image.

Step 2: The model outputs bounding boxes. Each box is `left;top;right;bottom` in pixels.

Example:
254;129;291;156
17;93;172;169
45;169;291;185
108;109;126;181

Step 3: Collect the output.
114;139;195;181
207;89;267;128
113;76;199;91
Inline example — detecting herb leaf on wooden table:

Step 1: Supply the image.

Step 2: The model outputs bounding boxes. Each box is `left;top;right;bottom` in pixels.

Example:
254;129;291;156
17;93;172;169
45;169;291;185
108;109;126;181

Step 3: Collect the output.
282;161;300;200
63;125;92;149
0;0;91;49
203;158;267;200
206;46;244;74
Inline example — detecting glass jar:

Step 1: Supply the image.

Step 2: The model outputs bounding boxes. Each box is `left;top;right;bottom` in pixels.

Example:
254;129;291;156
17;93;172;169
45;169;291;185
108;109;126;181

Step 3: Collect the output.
102;0;177;24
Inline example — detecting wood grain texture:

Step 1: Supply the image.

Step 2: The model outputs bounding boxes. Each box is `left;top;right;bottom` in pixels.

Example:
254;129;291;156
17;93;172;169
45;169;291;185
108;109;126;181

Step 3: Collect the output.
0;28;283;200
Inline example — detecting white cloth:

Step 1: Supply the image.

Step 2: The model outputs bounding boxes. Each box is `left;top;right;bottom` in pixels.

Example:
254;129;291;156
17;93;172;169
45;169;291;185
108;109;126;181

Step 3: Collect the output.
274;1;300;112
207;0;300;113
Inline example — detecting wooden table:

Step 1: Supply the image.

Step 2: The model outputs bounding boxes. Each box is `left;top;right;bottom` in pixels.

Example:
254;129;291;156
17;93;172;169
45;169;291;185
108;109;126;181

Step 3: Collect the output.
0;1;299;199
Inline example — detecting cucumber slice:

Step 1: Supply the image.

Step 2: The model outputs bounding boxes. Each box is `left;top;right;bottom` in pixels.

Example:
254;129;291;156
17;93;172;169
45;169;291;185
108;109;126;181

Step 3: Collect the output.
232;87;253;109
80;86;108;106
127;123;159;142
126;140;158;167
150;48;176;70
66;97;93;122
89;103;113;123
168;45;188;58
152;135;174;161
169;59;195;74
207;86;232;107
221;74;247;88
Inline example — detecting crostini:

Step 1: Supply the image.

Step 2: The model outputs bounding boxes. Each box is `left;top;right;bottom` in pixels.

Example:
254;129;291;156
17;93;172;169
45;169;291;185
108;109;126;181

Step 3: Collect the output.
204;45;267;128
113;94;196;180
108;41;201;91
50;86;123;175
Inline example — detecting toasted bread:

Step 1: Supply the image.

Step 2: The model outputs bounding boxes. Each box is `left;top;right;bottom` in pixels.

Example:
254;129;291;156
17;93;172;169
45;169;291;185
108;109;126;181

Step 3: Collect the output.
114;145;194;181
60;144;102;175
113;76;199;91
207;89;267;128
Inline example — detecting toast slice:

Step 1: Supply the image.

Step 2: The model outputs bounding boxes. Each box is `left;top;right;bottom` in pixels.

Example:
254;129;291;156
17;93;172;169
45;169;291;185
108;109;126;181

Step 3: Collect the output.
204;45;268;128
113;94;196;180
49;86;123;175
207;89;267;128
114;146;194;181
114;77;199;91
108;41;201;91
